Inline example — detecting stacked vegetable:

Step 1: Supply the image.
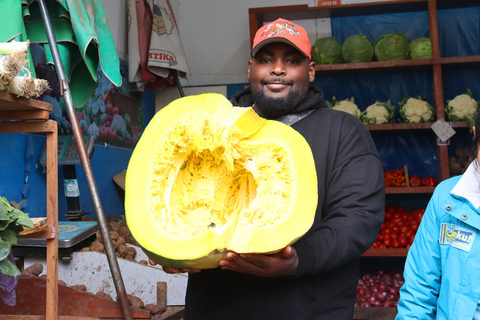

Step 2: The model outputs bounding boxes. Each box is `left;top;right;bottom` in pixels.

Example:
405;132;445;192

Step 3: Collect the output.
371;204;424;249
450;147;474;176
326;97;361;118
361;100;395;124
399;96;435;123
356;269;404;308
445;89;480;129
384;169;406;187
0;41;49;98
311;33;432;65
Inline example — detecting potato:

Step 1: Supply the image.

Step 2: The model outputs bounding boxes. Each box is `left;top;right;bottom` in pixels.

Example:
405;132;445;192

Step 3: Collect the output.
126;246;137;258
96;291;113;301
144;303;165;315
114;236;126;249
90;240;105;253
117;244;127;257
119;226;131;238
109;231;120;241
108;220;120;232
116;294;144;309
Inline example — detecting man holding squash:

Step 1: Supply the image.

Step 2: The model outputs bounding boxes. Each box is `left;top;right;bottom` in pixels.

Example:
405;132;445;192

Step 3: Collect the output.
156;18;385;319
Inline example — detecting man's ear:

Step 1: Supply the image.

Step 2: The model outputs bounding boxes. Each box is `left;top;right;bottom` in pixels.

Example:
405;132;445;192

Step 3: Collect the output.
309;61;316;82
247;58;253;80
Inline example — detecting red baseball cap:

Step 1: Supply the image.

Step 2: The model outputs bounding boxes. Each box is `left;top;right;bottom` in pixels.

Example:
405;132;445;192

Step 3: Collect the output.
251;18;311;60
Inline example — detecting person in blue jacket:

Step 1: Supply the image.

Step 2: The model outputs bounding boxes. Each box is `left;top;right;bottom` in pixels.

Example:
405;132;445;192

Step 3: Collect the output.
396;111;480;319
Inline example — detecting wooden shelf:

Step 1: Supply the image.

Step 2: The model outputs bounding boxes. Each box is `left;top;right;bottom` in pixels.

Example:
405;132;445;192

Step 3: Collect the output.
385;186;435;194
0;93;59;320
362;248;409;257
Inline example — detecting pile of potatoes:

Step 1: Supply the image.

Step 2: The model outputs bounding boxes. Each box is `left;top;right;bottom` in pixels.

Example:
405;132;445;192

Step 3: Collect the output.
450;147;474;176
81;215;147;263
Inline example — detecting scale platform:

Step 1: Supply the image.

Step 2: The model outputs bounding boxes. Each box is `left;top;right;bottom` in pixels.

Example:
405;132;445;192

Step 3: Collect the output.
40;135;95;166
16;221;98;249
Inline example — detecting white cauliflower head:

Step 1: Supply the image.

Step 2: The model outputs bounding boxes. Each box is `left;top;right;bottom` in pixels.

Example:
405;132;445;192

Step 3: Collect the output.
446;90;478;121
400;97;435;123
328;97;361;118
361;101;395;124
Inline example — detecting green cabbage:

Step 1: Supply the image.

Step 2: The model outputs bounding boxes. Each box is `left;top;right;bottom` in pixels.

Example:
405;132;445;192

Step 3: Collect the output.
409;37;432;59
374;32;409;61
311;37;343;64
341;34;374;63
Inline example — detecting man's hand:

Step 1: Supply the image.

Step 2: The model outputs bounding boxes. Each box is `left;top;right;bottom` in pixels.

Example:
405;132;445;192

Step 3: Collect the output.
148;259;201;274
219;246;299;277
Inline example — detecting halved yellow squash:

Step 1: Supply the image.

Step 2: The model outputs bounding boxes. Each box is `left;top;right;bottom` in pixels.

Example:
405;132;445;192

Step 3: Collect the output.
125;93;317;269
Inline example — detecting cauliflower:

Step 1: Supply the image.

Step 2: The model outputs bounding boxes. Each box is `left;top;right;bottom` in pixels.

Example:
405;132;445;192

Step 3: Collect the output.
327;97;361;118
446;89;479;123
399;97;435;123
361;100;395;124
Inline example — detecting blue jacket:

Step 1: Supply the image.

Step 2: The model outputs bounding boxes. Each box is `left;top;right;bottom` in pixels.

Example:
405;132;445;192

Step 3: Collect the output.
396;161;480;320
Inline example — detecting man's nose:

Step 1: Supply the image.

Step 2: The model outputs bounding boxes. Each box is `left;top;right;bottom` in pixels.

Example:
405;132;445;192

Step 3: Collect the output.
270;61;285;76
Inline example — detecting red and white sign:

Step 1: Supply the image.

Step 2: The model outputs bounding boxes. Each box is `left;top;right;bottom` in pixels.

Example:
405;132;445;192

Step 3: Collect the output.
318;0;341;6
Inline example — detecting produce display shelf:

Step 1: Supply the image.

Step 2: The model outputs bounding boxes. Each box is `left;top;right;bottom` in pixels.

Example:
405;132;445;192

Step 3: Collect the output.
385;186;435;194
362;248;409;257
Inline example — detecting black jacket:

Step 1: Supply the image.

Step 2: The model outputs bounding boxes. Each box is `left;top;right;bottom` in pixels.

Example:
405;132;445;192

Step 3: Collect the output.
184;86;385;320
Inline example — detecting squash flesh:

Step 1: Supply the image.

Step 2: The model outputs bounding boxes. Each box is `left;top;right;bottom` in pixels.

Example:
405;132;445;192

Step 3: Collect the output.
125;93;317;268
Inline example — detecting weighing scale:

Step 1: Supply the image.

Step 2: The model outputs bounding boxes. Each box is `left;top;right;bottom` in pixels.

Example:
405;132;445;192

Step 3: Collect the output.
13;221;99;260
40;135;95;220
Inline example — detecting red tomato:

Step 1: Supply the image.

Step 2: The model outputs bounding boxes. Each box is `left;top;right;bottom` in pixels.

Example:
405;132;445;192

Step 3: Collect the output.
390;233;399;240
398;237;408;248
414;211;424;224
403;230;414;239
385;212;393;221
383;239;391;248
392;240;400;248
401;212;410;221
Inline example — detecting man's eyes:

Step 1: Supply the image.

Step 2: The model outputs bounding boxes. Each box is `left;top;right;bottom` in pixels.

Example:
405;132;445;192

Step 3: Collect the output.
257;57;299;64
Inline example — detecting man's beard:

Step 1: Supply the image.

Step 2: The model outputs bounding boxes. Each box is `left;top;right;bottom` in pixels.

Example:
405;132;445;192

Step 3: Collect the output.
253;88;296;118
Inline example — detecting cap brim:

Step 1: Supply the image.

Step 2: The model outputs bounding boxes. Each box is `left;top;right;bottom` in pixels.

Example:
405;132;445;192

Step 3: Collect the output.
251;38;309;58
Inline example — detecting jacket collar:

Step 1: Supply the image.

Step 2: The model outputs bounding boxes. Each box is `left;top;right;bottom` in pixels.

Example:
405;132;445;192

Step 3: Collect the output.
451;160;480;210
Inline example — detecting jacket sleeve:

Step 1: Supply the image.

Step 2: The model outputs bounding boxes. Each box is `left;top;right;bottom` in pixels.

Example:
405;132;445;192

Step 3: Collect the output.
395;187;442;320
293;114;385;275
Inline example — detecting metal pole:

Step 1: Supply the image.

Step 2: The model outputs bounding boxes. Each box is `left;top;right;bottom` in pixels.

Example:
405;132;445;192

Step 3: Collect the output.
36;1;133;319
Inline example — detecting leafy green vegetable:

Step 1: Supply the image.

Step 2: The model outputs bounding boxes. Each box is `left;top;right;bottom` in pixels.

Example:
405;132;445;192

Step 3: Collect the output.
0;196;34;276
311;37;343;64
409;37;432;59
341;34;374;63
374;32;409;61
